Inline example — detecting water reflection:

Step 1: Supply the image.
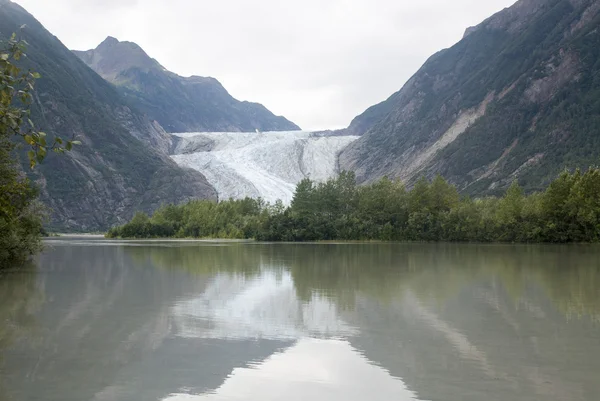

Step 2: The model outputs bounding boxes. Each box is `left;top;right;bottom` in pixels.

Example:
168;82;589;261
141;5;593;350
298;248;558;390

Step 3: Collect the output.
164;339;419;401
0;241;599;401
0;266;42;350
173;270;356;340
0;266;42;401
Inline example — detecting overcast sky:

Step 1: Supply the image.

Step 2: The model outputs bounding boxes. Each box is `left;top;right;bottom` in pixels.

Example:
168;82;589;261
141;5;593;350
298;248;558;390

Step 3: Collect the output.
15;0;515;130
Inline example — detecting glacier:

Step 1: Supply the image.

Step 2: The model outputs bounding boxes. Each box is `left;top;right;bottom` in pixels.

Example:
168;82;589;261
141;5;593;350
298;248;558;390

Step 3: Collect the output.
172;269;356;340
170;131;359;204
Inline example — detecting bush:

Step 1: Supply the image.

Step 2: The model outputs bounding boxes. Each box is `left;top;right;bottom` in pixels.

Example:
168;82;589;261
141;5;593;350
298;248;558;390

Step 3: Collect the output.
107;169;600;243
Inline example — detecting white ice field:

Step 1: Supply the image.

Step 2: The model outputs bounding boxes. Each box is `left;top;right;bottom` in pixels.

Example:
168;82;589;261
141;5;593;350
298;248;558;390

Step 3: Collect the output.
171;131;359;204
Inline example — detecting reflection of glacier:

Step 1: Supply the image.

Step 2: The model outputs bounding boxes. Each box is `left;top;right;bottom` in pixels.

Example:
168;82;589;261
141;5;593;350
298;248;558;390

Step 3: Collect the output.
172;270;357;340
170;131;359;204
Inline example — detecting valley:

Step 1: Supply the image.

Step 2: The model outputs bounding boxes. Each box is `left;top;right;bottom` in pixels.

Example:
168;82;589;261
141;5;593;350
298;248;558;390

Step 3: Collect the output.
3;0;600;400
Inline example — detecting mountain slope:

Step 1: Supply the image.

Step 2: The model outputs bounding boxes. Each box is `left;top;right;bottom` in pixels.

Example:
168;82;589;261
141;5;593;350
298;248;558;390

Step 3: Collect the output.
0;0;217;231
340;0;600;195
74;38;300;133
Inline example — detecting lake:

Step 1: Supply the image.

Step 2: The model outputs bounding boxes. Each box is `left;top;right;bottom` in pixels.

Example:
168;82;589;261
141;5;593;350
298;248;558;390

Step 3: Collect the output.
1;239;600;401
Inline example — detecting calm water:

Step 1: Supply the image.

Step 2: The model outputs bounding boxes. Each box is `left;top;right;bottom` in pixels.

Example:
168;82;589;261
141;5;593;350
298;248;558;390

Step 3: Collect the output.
1;240;600;401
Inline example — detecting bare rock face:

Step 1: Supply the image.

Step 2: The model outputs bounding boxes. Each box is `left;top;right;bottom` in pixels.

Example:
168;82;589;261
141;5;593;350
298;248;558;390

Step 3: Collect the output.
73;38;300;134
463;0;548;39
75;36;161;82
524;50;581;103
341;0;600;195
0;0;217;232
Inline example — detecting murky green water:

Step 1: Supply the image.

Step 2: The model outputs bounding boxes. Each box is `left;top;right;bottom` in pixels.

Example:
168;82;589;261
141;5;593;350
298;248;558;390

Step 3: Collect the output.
1;239;600;401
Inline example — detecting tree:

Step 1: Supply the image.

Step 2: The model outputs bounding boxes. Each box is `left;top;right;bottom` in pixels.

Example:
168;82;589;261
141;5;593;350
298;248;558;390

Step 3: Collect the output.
542;170;579;242
0;34;75;268
290;178;315;216
566;168;600;241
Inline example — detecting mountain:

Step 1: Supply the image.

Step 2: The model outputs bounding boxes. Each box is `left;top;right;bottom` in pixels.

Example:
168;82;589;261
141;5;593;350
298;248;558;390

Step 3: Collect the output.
340;0;600;195
73;38;300;133
0;0;217;231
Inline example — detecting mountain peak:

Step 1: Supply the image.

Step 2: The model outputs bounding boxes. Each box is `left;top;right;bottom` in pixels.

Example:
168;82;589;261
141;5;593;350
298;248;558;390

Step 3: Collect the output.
73;36;163;82
74;38;300;133
463;0;554;39
99;36;119;47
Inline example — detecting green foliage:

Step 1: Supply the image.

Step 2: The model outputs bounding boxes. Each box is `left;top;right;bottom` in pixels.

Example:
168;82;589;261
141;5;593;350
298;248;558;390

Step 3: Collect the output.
107;198;274;240
0;140;44;269
0;36;50;269
108;168;600;243
0;33;76;168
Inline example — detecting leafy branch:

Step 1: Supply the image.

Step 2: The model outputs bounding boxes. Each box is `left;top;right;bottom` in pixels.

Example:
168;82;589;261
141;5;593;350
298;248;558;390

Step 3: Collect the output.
0;32;79;168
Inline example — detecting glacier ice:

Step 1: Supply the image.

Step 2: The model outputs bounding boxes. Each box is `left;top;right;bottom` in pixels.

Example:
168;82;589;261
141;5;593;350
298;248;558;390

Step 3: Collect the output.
170;131;359;204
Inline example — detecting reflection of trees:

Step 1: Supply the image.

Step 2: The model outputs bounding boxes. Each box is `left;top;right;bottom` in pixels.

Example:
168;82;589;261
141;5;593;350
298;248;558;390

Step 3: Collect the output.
135;242;600;322
523;246;600;322
126;243;265;278
0;265;42;400
0;267;42;349
281;244;600;322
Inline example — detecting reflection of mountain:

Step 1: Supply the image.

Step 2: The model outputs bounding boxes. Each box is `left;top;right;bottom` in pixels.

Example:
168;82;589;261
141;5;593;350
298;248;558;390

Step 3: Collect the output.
0;244;291;401
139;242;600;401
130;242;600;401
346;285;600;401
164;339;419;401
284;244;600;401
91;338;291;401
2;242;600;401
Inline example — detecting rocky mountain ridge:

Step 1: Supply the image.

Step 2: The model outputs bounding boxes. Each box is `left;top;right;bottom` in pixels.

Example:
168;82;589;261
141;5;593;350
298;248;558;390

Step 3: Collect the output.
74;38;300;133
341;0;600;194
0;0;217;231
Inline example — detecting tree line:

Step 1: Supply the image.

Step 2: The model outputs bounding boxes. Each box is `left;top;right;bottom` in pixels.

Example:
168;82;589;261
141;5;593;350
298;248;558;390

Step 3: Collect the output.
107;168;600;243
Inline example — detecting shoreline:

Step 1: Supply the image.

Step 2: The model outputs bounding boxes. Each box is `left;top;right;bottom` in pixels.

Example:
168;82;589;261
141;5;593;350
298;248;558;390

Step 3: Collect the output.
41;237;600;246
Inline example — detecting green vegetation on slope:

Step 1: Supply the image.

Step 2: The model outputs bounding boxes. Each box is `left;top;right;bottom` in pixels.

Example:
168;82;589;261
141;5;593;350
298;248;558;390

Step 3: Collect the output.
107;168;600;243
